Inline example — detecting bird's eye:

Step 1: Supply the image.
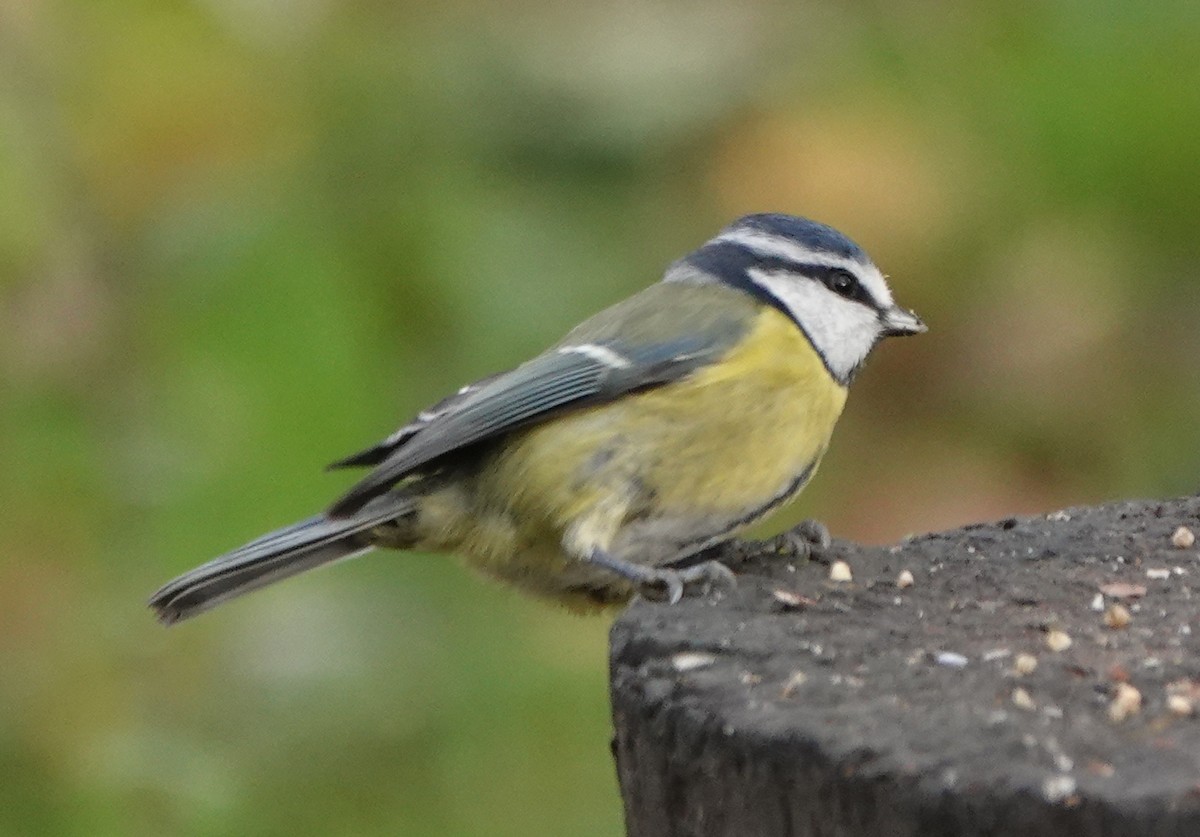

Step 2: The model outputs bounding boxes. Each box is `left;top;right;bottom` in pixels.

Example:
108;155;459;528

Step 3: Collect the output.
829;269;858;298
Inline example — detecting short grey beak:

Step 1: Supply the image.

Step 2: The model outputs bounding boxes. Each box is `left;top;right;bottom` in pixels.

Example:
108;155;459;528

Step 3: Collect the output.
880;306;926;337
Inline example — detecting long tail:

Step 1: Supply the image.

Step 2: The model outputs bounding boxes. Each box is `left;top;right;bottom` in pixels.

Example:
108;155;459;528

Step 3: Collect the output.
149;496;413;625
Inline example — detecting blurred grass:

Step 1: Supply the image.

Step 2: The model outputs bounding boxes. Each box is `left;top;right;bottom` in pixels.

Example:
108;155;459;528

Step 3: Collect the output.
2;1;1199;834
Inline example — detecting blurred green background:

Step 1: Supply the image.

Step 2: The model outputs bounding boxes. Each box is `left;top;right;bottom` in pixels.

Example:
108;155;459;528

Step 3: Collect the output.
3;1;1199;834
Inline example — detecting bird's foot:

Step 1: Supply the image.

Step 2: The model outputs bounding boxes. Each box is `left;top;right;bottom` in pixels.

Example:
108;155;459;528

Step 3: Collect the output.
648;560;737;604
786;519;832;562
586;550;736;604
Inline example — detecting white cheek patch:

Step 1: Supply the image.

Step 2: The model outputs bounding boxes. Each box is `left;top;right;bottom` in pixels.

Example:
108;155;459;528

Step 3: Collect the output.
746;267;882;383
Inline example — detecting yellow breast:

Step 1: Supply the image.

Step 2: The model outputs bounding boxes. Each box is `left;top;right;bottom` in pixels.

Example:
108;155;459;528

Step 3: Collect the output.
498;306;847;530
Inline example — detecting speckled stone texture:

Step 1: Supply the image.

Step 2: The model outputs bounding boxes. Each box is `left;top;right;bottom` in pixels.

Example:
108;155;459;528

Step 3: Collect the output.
611;496;1200;837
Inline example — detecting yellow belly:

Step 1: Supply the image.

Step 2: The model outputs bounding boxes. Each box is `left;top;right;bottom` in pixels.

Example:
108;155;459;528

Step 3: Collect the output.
418;307;848;602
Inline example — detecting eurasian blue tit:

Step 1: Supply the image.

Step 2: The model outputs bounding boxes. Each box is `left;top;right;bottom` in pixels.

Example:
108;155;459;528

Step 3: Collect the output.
150;213;924;623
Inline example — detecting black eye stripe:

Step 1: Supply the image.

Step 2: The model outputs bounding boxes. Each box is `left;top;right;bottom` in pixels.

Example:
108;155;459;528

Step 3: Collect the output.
819;267;871;305
685;243;879;311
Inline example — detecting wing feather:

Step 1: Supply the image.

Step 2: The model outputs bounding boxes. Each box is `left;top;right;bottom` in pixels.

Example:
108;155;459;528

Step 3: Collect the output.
326;373;505;470
326;283;755;518
327;351;613;516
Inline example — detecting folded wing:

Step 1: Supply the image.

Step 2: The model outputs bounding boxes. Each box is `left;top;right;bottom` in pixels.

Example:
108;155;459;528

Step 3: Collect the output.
326;333;730;518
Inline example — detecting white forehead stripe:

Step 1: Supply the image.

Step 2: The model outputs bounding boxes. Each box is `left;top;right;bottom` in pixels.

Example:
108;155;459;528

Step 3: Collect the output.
713;228;854;269
558;344;631;369
713;228;894;308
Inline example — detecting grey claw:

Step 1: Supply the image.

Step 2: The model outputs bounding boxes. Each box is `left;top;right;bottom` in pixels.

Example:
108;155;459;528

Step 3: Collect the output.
795;519;831;549
675;560;737;599
663;573;684;605
683;560;737;590
636;561;736;604
788;519;831;560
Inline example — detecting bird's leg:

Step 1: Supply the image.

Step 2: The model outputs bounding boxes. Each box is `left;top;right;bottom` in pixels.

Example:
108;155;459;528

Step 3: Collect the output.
787;518;832;562
584;549;736;605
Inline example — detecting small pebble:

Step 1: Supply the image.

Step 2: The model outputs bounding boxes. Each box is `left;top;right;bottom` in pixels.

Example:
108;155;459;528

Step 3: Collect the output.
780;671;808;697
671;652;715;672
1167;694;1194;716
771;589;811;610
1103;604;1132;629
1108;683;1142;722
1045;630;1073;652
1089;593;1104;612
1014;653;1039;675
936;651;969;668
1100;582;1146;599
1171;526;1195;549
1166;678;1200;699
1012;687;1036;711
829;561;853;582
1042;774;1077;803
896;569;915;589
1146;568;1171;580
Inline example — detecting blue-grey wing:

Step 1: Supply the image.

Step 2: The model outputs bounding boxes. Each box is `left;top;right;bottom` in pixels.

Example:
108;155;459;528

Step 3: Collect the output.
326;371;506;470
326;334;728;518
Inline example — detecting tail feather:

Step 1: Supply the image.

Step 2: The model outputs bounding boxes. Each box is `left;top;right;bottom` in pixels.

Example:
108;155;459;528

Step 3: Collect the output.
149;497;412;625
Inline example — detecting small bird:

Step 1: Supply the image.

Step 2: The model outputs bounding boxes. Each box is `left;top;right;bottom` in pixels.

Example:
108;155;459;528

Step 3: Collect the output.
150;214;924;624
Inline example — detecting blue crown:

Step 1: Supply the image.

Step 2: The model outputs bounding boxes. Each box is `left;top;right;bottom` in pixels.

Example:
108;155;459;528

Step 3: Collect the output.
725;214;866;263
